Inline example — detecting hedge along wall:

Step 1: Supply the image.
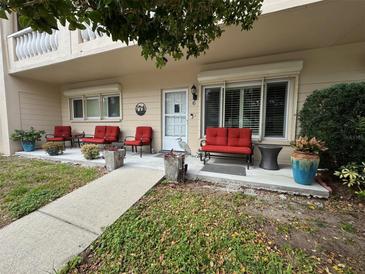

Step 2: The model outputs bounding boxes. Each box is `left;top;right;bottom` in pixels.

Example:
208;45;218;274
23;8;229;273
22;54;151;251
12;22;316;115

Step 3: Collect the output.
298;82;365;168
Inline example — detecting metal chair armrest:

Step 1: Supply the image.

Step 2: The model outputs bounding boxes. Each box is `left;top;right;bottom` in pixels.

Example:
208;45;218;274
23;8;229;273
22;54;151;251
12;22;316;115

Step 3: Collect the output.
200;139;207;147
124;136;136;141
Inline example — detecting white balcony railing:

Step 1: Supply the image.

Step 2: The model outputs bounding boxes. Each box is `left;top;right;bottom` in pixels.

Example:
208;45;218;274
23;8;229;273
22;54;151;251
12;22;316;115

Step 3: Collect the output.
7;23;128;73
10;27;59;61
80;24;104;43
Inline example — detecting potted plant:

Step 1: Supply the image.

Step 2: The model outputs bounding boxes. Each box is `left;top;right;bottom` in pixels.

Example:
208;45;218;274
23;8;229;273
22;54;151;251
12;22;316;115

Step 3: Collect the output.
81;144;100;160
42;142;65;156
10;127;45;152
291;136;327;185
104;145;126;171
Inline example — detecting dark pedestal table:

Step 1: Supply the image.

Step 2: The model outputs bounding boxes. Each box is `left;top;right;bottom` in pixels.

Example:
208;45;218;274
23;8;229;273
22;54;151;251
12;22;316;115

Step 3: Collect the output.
258;145;283;170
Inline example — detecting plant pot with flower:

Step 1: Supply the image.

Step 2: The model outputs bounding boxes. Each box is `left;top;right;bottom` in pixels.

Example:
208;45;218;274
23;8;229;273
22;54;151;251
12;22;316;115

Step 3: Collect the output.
291;136;327;185
10;127;45;152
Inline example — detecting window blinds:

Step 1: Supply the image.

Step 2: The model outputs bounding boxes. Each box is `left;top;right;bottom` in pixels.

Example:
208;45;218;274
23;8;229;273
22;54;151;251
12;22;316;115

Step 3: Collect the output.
224;86;261;135
204;88;221;132
264;82;288;137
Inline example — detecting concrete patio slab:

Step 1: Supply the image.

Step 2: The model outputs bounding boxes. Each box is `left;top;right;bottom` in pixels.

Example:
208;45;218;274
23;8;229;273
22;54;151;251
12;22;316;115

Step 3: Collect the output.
0;166;163;274
15;148;329;198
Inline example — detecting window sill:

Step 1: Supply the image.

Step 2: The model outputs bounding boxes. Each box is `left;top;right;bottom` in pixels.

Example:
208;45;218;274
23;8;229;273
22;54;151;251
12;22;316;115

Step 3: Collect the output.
71;119;121;123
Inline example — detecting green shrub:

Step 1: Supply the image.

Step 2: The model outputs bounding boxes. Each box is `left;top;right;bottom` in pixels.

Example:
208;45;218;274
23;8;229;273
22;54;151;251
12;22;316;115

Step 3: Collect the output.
299;82;365;168
42;142;65;156
81;144;100;160
10;127;45;142
334;162;365;198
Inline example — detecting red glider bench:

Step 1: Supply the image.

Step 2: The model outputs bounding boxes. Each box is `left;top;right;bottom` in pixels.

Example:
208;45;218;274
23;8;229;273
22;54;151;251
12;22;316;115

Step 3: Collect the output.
81;126;120;145
200;127;253;169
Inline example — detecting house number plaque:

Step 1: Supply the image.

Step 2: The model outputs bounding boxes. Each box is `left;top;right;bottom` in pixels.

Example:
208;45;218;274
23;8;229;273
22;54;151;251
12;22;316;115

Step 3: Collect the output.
135;102;147;116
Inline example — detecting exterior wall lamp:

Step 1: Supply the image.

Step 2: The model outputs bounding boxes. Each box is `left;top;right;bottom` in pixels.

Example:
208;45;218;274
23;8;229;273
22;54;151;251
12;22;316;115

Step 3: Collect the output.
191;85;198;104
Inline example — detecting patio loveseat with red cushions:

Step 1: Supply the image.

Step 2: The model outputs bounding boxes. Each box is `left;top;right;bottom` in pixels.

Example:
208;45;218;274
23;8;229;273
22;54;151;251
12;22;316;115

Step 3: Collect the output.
81;126;120;145
200;127;253;169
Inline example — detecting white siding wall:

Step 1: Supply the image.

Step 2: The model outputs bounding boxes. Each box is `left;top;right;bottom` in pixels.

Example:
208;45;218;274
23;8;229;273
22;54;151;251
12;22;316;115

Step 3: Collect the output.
54;42;365;163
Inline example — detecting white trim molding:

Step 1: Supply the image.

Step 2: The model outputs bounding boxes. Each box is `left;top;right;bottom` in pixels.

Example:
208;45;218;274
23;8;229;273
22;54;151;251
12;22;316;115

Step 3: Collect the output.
197;61;304;85
63;83;121;97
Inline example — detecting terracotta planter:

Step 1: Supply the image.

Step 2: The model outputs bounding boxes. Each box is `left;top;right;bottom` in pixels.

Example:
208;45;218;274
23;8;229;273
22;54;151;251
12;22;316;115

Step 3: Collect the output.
291;151;320;185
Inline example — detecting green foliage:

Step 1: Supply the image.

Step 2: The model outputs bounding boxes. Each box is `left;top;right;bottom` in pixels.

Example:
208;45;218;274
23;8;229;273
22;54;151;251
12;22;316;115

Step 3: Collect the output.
63;187;317;273
42;142;65;156
299;82;365;168
0;0;263;67
7;185;65;218
340;222;356;234
81;144;100;160
291;136;327;155
334;162;365;197
10;127;45;143
0;156;102;226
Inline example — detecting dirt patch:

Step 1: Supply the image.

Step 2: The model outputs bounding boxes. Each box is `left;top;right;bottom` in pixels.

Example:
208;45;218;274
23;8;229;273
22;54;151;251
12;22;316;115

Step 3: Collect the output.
195;180;365;274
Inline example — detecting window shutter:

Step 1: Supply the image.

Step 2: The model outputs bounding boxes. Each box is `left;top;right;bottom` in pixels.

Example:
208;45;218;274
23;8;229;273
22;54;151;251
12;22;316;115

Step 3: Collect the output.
264;82;288;137
204;88;221;132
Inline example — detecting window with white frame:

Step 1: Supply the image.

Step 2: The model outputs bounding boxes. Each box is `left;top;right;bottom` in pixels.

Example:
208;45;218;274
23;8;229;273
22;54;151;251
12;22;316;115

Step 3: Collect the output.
203;80;289;139
70;94;121;120
71;98;83;119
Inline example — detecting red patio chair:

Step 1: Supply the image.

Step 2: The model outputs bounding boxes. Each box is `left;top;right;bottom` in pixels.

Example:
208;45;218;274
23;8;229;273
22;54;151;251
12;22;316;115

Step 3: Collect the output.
46;126;73;146
124;126;153;157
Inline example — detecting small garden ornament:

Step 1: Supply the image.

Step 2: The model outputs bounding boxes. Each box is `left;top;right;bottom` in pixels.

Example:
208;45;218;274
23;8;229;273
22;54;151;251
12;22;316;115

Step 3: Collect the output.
291;136;327;185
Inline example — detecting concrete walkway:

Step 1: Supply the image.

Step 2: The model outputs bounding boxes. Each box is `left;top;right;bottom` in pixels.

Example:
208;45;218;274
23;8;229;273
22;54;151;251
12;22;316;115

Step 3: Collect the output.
0;167;163;274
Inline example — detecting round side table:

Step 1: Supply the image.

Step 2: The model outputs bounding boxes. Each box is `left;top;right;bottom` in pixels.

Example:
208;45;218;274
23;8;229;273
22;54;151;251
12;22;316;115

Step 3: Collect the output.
258;145;283;170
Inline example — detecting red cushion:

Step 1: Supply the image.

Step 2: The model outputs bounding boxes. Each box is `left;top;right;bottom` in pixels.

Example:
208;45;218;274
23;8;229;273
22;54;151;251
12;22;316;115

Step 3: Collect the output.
46;137;65;142
94;126;106;139
135;127;152;142
201;145;252;155
81;138;106;144
105;126;120;142
54;126;71;138
227;128;252;147
124;140;142;146
206;128;228;146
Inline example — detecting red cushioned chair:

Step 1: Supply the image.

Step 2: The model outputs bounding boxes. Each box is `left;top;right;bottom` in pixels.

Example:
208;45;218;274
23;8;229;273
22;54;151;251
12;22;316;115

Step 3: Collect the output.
81;126;120;145
200;127;253;169
46;126;73;147
124;126;153;157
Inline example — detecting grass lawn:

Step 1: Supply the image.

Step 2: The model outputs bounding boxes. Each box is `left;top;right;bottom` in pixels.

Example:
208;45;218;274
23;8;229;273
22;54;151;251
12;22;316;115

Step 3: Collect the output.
0;156;103;228
61;182;365;273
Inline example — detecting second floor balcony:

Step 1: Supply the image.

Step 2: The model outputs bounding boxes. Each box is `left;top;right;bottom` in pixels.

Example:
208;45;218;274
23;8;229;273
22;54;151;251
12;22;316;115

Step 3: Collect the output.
7;23;129;73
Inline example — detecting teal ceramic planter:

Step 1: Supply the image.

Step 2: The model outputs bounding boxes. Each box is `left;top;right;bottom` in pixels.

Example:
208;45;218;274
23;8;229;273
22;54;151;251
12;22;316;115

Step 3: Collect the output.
291;151;320;185
21;141;36;152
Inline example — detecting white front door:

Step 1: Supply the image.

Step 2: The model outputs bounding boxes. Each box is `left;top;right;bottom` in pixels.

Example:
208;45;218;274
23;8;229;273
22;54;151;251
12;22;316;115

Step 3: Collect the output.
163;89;188;151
